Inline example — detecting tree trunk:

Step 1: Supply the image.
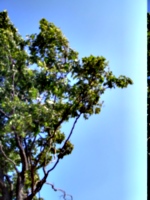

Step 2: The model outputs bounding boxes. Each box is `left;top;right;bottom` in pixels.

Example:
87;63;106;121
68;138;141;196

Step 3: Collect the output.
16;174;27;200
0;168;11;200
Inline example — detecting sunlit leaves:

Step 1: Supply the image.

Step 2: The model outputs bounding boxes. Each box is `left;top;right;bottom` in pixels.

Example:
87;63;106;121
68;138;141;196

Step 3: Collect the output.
58;141;74;159
94;107;101;114
54;131;65;144
29;87;38;98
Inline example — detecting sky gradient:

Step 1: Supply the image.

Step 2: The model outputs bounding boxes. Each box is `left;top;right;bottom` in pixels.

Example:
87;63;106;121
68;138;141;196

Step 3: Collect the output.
0;1;147;200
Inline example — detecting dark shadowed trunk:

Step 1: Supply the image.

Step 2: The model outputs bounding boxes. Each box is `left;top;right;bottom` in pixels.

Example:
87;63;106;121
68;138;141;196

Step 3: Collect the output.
0;169;11;200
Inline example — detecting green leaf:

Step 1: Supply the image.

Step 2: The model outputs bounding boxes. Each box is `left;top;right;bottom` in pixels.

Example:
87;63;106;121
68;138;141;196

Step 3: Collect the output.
95;107;101;114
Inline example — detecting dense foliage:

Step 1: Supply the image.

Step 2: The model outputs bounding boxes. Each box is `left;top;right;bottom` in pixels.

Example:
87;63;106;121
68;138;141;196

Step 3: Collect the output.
0;10;133;200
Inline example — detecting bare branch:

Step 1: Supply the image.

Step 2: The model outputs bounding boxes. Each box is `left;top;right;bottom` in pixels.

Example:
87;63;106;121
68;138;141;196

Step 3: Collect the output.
46;182;73;200
63;114;81;147
47;158;59;174
42;166;46;176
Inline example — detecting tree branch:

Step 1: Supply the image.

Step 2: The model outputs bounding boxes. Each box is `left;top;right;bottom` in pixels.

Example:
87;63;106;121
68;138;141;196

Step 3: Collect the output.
25;115;81;199
4;174;14;198
0;109;10;118
0;143;19;174
63;114;81;147
14;132;28;172
47;114;81;174
24;174;48;200
46;182;73;200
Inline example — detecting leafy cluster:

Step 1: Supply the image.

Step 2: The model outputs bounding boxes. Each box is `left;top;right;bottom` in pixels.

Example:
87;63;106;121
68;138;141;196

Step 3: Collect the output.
0;11;133;200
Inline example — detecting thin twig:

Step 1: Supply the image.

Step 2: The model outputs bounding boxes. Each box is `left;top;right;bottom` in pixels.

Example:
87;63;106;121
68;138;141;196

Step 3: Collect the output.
46;182;73;200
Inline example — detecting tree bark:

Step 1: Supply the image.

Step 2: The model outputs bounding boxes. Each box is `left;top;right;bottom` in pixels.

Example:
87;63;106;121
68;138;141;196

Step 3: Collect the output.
0;168;11;200
16;174;27;200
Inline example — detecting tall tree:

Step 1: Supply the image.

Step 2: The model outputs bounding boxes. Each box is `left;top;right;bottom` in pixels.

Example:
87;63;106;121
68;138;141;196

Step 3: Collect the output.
0;10;133;200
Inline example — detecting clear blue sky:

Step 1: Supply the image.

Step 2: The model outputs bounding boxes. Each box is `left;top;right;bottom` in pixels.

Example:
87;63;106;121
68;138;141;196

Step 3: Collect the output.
0;1;147;200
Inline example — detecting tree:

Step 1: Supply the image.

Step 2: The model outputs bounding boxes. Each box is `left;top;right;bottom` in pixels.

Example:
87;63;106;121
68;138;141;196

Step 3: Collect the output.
0;10;133;200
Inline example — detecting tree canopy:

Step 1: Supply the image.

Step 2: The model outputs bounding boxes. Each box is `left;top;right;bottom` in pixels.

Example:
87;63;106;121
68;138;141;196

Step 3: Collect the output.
0;10;133;200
